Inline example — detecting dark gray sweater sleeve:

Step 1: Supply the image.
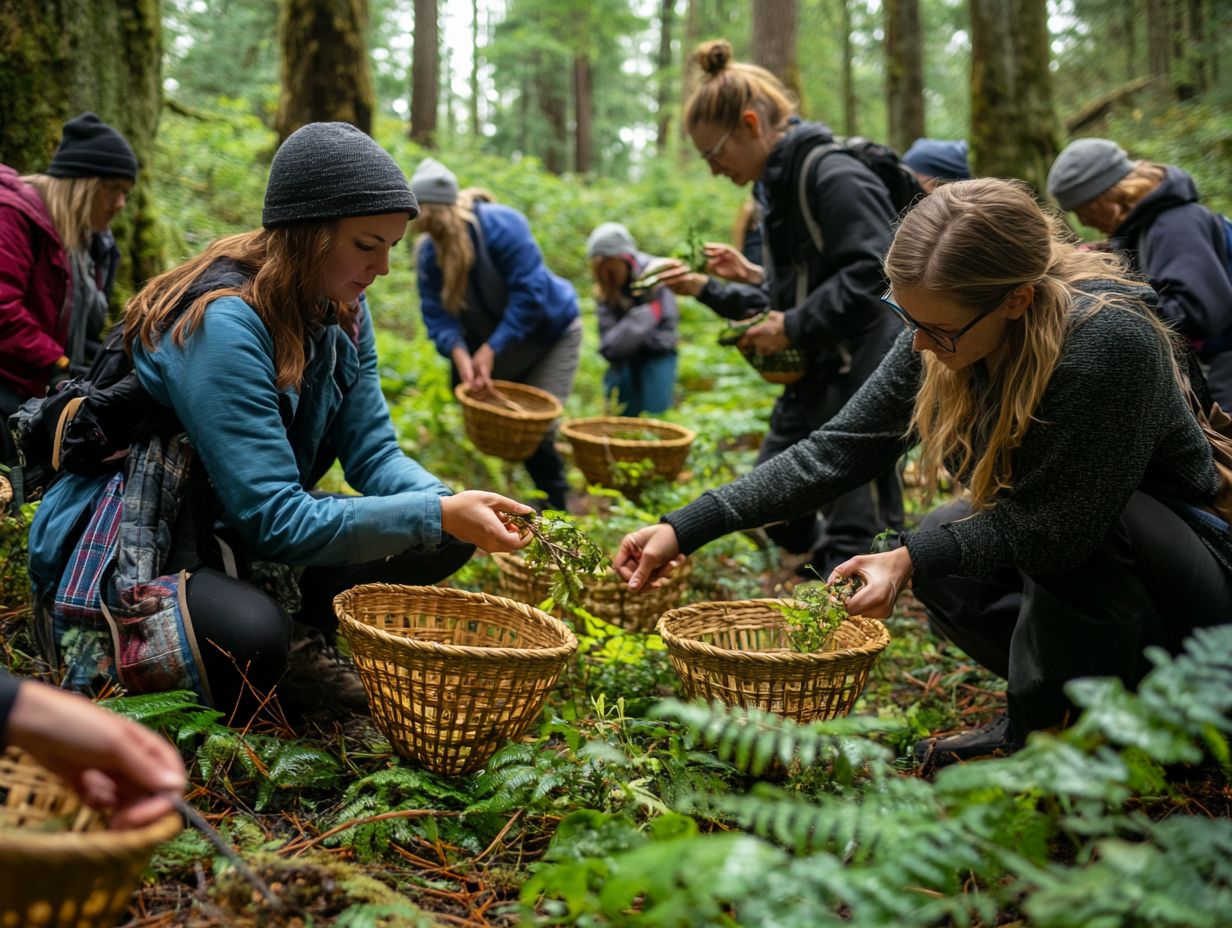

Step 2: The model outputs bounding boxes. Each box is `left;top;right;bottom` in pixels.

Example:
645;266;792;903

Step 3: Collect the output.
665;330;919;553
906;309;1209;582
0;669;21;746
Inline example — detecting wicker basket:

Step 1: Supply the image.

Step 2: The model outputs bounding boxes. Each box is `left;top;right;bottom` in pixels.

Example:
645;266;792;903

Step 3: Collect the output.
455;380;563;462
335;584;578;775
657;600;889;723
0;748;181;928
717;315;808;385
491;551;691;633
559;417;695;490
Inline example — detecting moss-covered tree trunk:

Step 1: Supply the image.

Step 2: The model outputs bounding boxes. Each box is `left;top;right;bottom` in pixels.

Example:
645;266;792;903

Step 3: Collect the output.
968;0;1058;196
409;0;439;146
751;0;802;110
276;0;376;144
885;0;925;155
0;0;164;301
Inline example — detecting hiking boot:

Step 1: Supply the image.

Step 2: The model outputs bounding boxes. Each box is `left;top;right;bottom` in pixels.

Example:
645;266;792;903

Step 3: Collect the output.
913;714;1018;770
279;634;370;715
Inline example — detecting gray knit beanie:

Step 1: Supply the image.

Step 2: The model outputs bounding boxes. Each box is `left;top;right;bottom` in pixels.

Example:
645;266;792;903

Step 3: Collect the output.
262;122;418;228
586;222;638;259
410;158;460;205
1047;138;1134;211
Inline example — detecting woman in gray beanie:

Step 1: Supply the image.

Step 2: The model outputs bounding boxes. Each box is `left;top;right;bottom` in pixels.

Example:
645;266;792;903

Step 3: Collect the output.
586;222;679;416
1048;138;1232;406
412;158;581;510
25;122;534;716
0;113;138;465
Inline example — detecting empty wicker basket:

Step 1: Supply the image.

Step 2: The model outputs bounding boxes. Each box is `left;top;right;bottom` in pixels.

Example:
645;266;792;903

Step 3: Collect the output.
0;748;181;928
456;380;563;462
657;600;890;723
335;584;578;775
491;551;691;633
559;417;695;490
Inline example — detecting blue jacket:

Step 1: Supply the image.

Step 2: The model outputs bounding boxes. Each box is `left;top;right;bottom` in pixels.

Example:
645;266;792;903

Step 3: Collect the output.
29;291;451;599
418;202;578;358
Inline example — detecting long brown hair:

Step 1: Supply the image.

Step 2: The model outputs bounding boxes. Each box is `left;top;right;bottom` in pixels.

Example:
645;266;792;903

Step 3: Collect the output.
413;189;490;313
684;39;796;133
124;223;345;390
886;178;1166;508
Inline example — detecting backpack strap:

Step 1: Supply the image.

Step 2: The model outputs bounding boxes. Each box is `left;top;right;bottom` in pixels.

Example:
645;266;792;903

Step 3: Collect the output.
795;142;838;306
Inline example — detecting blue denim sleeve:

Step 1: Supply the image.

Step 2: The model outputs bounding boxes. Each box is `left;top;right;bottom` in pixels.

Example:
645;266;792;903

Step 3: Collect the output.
134;297;445;566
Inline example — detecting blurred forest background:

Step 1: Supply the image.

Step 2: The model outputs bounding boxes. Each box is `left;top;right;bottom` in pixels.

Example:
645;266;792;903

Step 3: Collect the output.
1;0;1229;313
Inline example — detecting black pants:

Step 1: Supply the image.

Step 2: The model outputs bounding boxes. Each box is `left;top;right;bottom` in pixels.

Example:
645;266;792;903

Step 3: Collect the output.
759;331;904;575
186;538;474;709
0;379;22;467
911;493;1232;735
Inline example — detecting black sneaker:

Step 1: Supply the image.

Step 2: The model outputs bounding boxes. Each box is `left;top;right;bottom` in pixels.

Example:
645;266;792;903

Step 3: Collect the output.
913;714;1018;770
279;634;370;715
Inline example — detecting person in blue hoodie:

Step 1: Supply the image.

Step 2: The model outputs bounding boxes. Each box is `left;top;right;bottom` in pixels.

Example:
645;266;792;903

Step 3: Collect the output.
26;124;534;713
902;138;972;192
1048;138;1232;405
585;222;679;416
412;160;581;511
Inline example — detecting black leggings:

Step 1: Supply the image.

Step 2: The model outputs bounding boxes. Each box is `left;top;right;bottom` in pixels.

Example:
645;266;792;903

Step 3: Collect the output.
911;493;1232;735
187;538;474;709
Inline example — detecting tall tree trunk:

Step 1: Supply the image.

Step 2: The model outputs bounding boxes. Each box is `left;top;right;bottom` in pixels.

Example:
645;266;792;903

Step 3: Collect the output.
536;63;567;174
750;0;802;105
469;0;481;137
884;0;925;154
968;0;1058;195
276;0;375;143
0;0;165;298
574;55;592;174
678;0;699;160
656;0;674;154
410;0;439;145
841;0;858;135
1145;0;1171;85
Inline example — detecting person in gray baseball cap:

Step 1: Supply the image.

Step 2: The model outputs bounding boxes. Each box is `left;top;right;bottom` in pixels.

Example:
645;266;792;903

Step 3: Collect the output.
1049;138;1232;406
24;123;536;717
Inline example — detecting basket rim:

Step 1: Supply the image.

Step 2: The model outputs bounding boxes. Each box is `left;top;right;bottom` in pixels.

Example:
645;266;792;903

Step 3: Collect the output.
0;806;182;856
656;598;889;664
334;583;578;660
454;380;562;422
559;416;695;448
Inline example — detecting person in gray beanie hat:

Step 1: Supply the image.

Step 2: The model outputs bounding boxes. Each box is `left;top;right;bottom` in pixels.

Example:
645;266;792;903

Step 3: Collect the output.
410;158;460;206
585;222;638;259
263;122;419;227
1049;138;1232;407
23;122;536;716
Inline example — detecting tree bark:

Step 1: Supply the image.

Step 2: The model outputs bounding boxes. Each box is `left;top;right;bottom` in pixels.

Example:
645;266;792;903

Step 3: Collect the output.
276;0;375;144
656;0;674;154
884;0;925;154
1145;0;1171;84
841;0;858;135
751;0;802;105
536;64;567;175
573;55;593;174
469;0;481;137
967;0;1058;196
678;0;699;159
409;0;440;145
0;0;165;297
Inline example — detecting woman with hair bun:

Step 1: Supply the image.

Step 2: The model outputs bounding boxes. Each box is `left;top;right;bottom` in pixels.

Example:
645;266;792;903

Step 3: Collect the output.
618;178;1232;768
658;39;903;579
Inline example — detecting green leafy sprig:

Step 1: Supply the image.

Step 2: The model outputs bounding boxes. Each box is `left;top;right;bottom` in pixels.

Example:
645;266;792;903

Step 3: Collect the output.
508;511;609;610
771;577;863;653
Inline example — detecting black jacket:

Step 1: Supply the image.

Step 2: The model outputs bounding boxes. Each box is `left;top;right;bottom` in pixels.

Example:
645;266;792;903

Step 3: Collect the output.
762;122;898;367
0;668;19;744
1111;166;1232;355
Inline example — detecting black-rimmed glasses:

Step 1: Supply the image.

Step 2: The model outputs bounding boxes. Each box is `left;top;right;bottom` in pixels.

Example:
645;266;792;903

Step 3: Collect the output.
880;286;1017;353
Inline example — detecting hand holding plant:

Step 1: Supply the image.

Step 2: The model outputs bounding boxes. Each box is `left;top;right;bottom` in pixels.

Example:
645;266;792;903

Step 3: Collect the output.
703;242;764;285
827;546;913;619
506;511;609;609
440;491;533;553
772;577;864;653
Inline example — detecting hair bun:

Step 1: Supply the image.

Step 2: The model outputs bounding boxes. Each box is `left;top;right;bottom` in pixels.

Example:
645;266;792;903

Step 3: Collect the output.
696;39;732;77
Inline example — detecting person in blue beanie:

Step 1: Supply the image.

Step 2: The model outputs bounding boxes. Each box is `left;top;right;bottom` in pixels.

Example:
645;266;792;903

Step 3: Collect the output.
902;138;972;192
26;123;534;715
412;159;581;510
586;222;679;417
1048;138;1232;407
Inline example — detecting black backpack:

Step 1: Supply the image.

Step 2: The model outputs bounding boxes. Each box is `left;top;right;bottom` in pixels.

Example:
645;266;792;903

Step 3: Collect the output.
7;326;179;506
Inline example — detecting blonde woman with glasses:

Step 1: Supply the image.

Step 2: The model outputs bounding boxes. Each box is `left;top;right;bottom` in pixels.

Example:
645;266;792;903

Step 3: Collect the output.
617;178;1232;769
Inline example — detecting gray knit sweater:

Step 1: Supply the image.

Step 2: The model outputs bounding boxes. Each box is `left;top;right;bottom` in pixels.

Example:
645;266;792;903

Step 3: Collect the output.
666;284;1225;581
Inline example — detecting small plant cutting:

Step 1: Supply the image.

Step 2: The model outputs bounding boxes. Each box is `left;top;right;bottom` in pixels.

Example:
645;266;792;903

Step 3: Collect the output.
772;577;863;653
506;511;609;610
629;226;707;293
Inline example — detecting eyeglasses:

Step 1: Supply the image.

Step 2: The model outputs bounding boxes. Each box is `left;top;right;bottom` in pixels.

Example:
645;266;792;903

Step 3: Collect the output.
880;286;1019;353
700;125;735;166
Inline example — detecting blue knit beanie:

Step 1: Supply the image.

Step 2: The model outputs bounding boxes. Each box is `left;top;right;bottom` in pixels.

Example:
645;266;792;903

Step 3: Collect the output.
902;139;971;181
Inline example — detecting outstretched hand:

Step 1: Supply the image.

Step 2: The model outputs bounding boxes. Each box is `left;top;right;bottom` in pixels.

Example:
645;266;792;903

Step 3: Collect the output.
648;260;707;297
613;523;684;591
827;546;913;619
704;243;763;285
738;310;791;355
5;681;187;830
440;491;534;553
